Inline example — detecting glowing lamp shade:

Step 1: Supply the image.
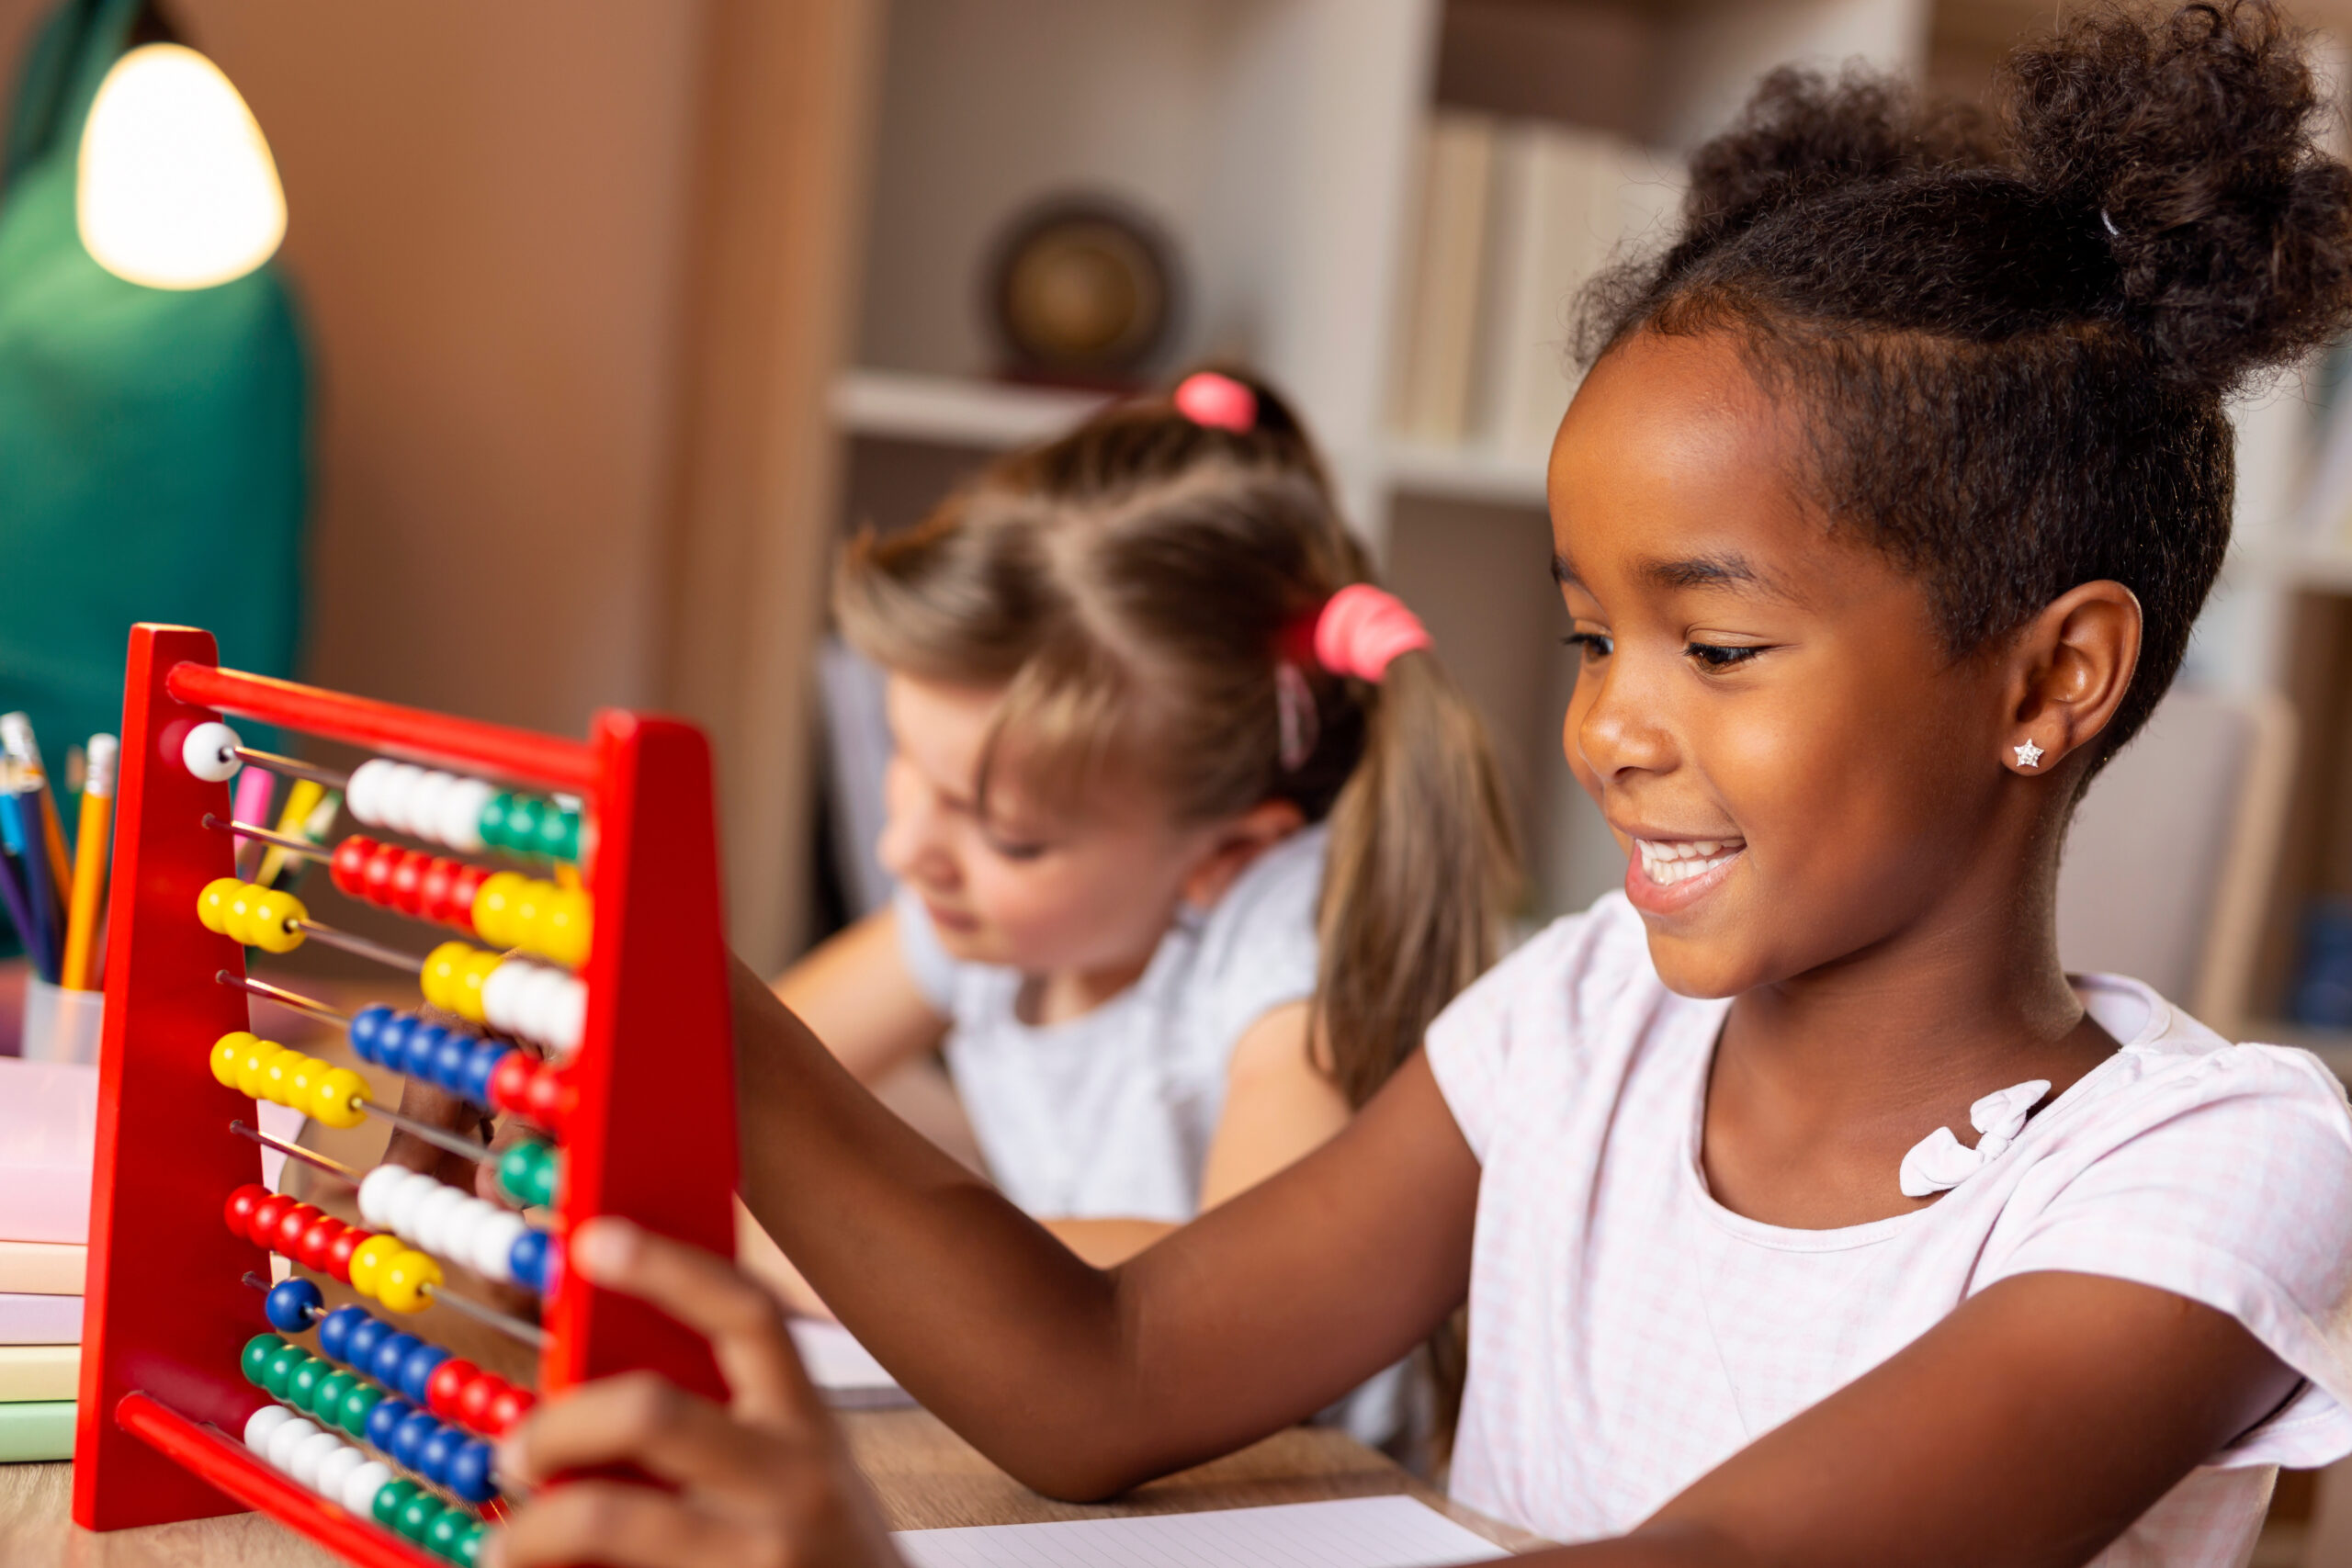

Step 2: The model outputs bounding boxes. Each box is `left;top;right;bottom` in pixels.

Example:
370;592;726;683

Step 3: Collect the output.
76;44;286;290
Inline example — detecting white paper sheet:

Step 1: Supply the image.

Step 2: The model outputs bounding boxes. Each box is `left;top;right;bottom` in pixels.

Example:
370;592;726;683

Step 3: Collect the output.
894;1496;1502;1568
789;1318;914;1409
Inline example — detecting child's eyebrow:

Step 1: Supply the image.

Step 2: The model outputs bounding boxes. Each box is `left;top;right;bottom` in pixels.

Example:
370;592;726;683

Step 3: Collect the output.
1637;551;1801;603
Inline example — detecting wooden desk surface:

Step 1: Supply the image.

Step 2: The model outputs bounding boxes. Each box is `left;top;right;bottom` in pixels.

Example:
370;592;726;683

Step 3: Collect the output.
0;1410;1543;1565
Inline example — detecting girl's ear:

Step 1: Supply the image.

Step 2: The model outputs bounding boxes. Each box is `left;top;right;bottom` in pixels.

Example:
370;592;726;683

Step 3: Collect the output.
1180;798;1307;911
2001;581;2143;775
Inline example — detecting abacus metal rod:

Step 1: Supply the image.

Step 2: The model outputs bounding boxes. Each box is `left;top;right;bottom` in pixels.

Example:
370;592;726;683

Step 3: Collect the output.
289;918;426;975
218;970;351;1024
232;1119;366;1183
203;814;333;862
420;1281;549;1349
230;747;353;793
356;1098;496;1167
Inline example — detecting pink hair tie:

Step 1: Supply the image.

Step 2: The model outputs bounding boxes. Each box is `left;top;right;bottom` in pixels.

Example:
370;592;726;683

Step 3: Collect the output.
1173;371;1257;434
1314;584;1430;683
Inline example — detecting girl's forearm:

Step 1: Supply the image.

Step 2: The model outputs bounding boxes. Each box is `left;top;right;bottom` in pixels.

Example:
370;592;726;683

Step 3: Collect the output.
1043;1217;1176;1268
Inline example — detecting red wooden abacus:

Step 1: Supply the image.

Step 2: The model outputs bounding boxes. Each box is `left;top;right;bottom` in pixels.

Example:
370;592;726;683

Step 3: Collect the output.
71;624;740;1567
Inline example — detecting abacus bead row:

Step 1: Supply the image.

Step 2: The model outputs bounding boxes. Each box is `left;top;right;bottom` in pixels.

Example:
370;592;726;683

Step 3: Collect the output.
356;1166;554;1292
225;1184;374;1284
247;1321;512;1493
210;1032;372;1130
346;761;582;863
493;1139;562;1210
331;836;490;932
348;1007;512;1110
422;942;586;1057
304;1300;536;1438
241;1404;491;1563
470;872;592;970
490;1049;580;1135
196;877;308;954
223;1181;443;1313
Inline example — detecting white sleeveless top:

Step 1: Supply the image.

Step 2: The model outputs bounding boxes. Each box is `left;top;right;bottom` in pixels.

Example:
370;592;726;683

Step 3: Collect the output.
1426;892;2352;1565
897;826;1327;1222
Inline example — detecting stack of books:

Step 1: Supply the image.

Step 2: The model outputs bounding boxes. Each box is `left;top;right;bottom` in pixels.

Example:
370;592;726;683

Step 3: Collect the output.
1391;110;1684;458
1;1056;96;1461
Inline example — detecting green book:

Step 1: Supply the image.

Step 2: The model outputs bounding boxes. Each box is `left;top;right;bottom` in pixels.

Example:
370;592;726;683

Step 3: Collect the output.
0;1400;73;1462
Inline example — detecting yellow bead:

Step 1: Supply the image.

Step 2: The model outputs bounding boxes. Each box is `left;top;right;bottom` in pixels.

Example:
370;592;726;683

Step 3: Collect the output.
348;1234;404;1297
472;874;527;950
421;942;471;1012
198;877;242;935
244;889;307;953
311;1067;370;1129
210;1032;256;1089
376;1250;442;1314
454;951;501;1022
235;1038;288;1099
282;1055;331;1104
223;881;266;945
260;1050;308;1110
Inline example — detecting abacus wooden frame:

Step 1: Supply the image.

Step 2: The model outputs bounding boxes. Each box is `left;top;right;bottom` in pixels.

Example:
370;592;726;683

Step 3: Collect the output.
72;624;740;1568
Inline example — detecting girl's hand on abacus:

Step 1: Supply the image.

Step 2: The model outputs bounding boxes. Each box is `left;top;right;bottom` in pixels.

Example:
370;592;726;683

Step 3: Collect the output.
485;1217;901;1568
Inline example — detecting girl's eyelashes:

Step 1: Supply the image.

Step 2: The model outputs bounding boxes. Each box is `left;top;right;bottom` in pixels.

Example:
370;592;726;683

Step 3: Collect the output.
985;833;1052;863
1686;641;1767;671
1562;631;1614;662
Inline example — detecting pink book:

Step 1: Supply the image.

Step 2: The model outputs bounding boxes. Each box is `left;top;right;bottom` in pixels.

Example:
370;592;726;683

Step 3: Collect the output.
0;1057;97;1245
0;1292;82;1344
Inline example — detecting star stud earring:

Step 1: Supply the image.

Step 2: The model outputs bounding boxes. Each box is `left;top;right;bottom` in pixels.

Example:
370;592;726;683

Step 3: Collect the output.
2013;739;2044;770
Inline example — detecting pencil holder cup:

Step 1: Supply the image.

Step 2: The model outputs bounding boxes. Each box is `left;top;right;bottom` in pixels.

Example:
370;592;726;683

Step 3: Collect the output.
23;976;103;1065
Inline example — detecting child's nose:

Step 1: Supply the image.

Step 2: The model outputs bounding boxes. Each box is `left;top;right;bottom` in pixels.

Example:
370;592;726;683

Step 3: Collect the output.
876;794;956;890
1574;668;1676;782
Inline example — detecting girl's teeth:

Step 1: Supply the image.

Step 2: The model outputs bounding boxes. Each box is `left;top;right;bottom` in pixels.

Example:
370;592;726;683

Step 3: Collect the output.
1635;840;1743;887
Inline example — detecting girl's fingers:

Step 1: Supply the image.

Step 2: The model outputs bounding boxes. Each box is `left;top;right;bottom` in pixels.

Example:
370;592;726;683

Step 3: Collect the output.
486;1482;757;1568
499;1371;796;1495
570;1217;824;1425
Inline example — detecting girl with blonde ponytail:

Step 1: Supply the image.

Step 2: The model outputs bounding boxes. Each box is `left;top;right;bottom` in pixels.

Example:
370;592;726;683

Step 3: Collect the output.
755;370;1516;1413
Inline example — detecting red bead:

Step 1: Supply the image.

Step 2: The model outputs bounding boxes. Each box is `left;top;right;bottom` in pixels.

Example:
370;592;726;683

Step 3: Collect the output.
448;863;489;930
324;1226;369;1283
247;1193;294;1247
488;1051;537;1115
389;850;430;917
425;1358;481;1418
523;1064;574;1131
223;1183;269;1238
362;840;406;908
274;1202;322;1258
419;857;464;929
330;835;378;897
298;1213;347;1270
482;1383;535;1436
455;1371;504;1431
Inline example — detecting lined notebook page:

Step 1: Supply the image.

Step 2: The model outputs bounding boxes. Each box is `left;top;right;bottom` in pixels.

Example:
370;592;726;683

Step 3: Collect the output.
895;1496;1503;1568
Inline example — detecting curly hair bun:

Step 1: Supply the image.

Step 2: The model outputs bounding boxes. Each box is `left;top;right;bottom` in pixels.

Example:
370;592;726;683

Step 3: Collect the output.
2007;0;2352;393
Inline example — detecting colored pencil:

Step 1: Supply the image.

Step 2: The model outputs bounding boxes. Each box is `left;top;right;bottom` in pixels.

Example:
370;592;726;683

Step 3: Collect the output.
254;776;322;890
0;829;36;975
0;716;73;908
0;787;55;982
232;765;276;881
60;735;116;992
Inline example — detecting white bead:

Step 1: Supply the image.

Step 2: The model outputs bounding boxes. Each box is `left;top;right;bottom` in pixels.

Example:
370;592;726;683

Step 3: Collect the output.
470;1210;527;1283
408;771;457;848
548;976;588;1057
341;1458;394;1515
289;1428;345;1489
266;1415;320;1471
343;760;387;826
510;965;563;1046
379;763;428;836
382;1169;440;1238
437;1196;497;1263
442;777;494;854
479;960;526;1036
356;1165;409;1230
180;721;243;783
314;1441;366;1500
410;1183;468;1254
244;1403;294;1451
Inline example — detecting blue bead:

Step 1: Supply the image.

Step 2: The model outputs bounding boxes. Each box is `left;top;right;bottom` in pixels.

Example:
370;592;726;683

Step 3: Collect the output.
390;1408;445;1472
446;1438;498;1504
349;1005;395;1065
317;1304;370;1364
344;1313;394;1372
508;1228;549;1292
264;1278;323;1334
398;1023;449;1079
399;1342;452;1403
374;1013;416;1075
431;1029;474;1091
418;1423;466;1485
370;1332;423;1387
365;1394;415;1452
459;1041;506;1106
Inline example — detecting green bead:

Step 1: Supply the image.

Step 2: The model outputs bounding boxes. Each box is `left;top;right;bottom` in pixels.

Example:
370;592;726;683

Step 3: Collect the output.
498;1142;539;1205
315;1370;358;1420
503;797;548;858
452;1521;488;1567
525;1149;560;1209
480;793;516;852
339;1382;385;1438
262;1343;308;1400
396;1491;447;1542
532;804;571;860
372;1478;420;1528
242;1333;285;1387
425;1508;469;1558
551;811;582;863
288;1356;331;1413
